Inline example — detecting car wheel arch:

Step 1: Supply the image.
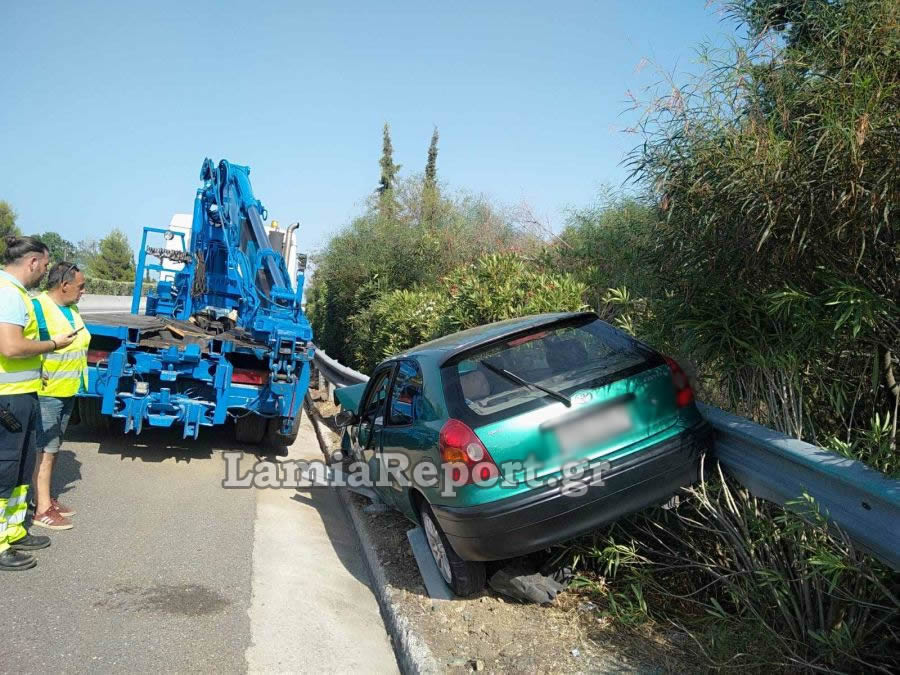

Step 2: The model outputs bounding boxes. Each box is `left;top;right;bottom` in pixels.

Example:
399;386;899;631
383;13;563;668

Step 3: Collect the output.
409;489;427;525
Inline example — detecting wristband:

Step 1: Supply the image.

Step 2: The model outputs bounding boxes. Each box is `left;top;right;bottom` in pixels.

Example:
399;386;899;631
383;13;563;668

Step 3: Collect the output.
50;339;57;351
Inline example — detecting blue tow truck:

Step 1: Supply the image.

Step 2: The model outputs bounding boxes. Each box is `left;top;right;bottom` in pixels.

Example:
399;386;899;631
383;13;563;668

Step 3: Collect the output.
78;158;313;444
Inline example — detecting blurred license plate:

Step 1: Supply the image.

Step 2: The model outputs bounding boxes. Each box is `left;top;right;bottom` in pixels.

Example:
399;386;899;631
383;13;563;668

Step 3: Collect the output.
554;404;632;455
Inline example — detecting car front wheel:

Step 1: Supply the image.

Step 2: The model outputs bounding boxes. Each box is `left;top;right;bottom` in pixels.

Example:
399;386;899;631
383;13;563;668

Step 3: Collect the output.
419;500;485;596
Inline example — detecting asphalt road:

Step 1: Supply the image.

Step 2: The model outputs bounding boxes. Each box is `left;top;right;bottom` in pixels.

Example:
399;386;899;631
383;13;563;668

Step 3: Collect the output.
1;414;397;674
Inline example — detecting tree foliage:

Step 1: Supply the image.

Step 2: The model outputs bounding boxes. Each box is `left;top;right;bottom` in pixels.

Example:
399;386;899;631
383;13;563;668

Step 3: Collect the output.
623;0;899;454
442;253;588;332
347;254;587;373
424;127;439;188
423;127;440;224
308;175;539;366
377;123;401;219
88;229;135;281
544;189;658;307
0;201;22;259
39;231;76;264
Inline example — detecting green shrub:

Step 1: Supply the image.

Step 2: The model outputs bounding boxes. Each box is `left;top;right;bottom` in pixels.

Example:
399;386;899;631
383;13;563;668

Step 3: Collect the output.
442;253;589;332
307;176;541;364
84;277;155;297
556;461;900;671
621;0;900;453
343;253;589;373
350;287;449;373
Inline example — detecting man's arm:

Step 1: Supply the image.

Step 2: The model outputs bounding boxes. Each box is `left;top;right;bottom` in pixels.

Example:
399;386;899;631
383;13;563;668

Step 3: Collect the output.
0;322;59;358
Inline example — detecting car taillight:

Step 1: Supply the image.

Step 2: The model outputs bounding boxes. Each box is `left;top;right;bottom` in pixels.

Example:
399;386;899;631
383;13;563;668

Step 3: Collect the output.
664;356;694;407
231;369;270;385
439;419;499;484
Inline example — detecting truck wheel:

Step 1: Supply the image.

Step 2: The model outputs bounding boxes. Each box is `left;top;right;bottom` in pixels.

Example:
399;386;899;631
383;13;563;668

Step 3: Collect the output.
266;408;302;447
234;415;267;444
419;500;486;597
78;397;109;433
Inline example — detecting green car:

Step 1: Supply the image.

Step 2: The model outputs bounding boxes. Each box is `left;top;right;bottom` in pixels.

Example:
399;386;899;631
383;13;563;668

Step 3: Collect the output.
334;311;711;596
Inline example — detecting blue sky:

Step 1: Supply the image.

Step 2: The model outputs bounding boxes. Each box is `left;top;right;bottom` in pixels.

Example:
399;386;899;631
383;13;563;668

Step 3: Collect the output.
1;1;738;255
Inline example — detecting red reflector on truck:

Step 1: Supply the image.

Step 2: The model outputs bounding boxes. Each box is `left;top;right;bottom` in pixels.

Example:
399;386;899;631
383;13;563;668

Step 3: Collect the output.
86;350;110;364
231;369;269;385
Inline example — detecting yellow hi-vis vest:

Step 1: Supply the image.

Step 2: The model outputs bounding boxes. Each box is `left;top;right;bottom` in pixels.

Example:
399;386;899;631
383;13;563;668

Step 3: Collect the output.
34;292;91;398
0;277;42;395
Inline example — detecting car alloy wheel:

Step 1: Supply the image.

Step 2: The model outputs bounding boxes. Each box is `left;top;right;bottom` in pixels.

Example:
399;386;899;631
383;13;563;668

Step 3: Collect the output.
423;510;452;583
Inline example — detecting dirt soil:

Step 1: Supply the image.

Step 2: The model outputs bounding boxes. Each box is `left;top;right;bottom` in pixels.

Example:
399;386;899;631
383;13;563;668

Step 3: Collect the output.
308;392;688;674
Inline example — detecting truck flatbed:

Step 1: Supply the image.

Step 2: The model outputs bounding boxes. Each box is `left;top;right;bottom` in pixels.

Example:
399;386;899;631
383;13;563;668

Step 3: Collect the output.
84;312;265;351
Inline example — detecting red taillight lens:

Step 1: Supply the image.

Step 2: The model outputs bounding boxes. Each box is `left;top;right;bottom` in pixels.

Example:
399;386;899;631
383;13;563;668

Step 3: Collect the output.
439;419;499;484
231;369;270;385
664;356;694;407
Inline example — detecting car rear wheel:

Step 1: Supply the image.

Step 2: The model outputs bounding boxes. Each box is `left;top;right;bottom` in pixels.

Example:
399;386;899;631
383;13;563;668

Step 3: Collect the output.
418;500;486;597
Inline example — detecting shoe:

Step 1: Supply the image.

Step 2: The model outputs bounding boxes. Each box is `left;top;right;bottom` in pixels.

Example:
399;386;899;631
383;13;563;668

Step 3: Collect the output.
51;498;75;517
0;548;36;571
10;533;51;551
31;506;73;530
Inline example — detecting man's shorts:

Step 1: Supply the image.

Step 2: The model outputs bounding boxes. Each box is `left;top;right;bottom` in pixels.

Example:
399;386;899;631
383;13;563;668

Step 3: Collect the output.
37;396;75;455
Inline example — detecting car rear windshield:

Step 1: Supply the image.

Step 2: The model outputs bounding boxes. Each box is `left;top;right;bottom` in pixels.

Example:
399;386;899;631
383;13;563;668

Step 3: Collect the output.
442;316;660;425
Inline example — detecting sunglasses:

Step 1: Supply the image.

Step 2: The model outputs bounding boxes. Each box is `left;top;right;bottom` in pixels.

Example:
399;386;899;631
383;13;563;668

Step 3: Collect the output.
59;263;80;283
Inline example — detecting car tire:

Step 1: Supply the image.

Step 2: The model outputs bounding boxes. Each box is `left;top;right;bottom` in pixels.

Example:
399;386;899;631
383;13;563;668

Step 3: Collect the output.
234;414;267;444
418;500;486;597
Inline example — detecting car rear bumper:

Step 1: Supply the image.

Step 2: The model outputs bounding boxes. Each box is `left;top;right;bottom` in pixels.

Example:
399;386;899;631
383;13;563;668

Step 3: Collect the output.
431;421;712;561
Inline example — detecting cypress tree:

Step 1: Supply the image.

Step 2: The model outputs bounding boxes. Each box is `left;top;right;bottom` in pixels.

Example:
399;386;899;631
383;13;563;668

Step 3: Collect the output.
377;123;401;219
377;123;400;196
424;127;439;189
423;127;440;225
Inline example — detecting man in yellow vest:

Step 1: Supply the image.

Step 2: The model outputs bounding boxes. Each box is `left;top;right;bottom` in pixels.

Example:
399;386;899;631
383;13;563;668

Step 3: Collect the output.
0;236;76;571
30;262;91;530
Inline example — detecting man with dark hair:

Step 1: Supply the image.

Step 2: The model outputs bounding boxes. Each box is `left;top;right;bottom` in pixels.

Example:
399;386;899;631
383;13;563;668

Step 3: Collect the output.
0;236;76;571
30;262;90;530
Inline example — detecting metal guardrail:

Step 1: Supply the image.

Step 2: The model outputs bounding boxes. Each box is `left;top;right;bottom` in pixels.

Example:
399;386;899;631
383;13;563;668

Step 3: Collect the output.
310;347;900;570
312;347;369;388
700;403;900;570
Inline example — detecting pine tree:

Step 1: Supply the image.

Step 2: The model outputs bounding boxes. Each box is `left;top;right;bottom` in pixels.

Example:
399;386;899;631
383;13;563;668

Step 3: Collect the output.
89;229;135;281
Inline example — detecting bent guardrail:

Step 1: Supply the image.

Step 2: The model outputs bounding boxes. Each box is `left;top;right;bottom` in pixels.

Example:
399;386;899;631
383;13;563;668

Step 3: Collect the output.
311;347;900;570
311;347;369;392
699;404;900;570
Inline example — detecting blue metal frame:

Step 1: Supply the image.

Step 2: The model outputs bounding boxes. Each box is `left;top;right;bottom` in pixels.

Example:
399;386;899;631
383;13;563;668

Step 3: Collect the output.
82;158;313;439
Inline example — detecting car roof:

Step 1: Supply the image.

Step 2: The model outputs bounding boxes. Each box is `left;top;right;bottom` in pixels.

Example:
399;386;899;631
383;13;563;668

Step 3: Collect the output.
396;311;598;364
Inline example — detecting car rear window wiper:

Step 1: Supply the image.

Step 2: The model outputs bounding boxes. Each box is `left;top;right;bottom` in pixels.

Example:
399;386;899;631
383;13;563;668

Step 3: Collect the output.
480;359;572;408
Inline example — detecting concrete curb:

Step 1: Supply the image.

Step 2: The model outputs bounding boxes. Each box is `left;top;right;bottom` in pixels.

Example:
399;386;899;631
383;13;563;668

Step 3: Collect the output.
304;398;441;675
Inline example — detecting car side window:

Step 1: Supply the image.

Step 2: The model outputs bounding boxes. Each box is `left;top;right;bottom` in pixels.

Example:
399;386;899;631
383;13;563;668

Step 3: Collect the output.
388;360;423;426
361;368;393;425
